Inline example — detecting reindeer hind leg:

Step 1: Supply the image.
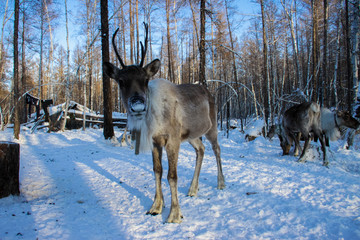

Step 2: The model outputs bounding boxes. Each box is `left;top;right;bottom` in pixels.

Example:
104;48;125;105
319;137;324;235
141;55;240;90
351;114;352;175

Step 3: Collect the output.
298;135;310;163
314;130;329;167
205;128;225;190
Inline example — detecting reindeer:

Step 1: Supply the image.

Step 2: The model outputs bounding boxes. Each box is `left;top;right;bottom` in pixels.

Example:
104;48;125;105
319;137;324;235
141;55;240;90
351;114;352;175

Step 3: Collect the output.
104;24;225;223
320;108;360;146
282;102;328;166
267;123;292;155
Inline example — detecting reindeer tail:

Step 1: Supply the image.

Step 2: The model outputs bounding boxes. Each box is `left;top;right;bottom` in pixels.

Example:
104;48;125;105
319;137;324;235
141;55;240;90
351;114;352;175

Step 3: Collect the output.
310;102;321;113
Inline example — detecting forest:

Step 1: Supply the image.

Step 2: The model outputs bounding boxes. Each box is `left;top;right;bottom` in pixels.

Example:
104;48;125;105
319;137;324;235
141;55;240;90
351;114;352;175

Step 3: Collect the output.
0;0;359;138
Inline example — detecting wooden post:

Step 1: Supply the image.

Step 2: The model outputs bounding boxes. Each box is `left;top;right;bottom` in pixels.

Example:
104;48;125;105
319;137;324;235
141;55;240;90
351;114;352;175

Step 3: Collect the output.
0;142;20;198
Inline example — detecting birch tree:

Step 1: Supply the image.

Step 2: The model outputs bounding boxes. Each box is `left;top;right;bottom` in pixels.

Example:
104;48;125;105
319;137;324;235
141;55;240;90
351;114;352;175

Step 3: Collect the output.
311;0;319;102
260;0;270;127
60;0;71;132
321;0;328;106
280;0;301;89
0;0;13;83
350;0;359;112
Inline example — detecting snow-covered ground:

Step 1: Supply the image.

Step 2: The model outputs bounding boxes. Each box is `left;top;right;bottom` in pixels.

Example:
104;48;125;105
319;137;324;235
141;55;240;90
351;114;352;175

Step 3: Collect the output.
1;125;360;239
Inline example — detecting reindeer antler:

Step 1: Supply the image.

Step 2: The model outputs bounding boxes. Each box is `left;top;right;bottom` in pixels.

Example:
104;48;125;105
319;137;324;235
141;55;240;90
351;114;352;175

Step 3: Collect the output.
139;22;148;68
112;28;126;68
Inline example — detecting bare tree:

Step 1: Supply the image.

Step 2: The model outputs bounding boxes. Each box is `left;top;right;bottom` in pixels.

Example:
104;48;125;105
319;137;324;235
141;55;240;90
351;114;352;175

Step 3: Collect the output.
38;0;44;100
0;0;13;84
311;0;319;102
13;0;20;139
351;0;359;110
199;0;206;85
20;1;27;124
60;0;71;132
101;0;114;139
281;0;301;89
260;0;270;127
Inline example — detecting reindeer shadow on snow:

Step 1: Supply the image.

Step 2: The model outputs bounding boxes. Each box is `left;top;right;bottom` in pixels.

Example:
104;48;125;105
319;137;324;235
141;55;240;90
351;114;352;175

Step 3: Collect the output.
104;23;225;223
268;102;360;167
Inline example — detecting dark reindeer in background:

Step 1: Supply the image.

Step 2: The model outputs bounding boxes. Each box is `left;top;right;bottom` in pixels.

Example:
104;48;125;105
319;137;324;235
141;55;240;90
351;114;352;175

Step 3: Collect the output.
104;23;225;223
281;102;329;166
268;105;360;165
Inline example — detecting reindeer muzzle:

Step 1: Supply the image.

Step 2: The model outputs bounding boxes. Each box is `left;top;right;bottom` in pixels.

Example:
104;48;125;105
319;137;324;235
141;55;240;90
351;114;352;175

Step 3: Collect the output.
129;96;146;114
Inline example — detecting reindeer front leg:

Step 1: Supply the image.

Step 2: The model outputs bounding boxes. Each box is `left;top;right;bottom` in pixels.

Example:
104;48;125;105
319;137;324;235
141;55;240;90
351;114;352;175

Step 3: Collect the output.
166;140;183;223
188;138;205;196
147;143;164;215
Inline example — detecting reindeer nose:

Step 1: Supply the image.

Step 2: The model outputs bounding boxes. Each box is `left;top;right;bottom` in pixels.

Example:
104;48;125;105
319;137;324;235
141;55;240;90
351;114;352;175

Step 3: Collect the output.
129;96;146;112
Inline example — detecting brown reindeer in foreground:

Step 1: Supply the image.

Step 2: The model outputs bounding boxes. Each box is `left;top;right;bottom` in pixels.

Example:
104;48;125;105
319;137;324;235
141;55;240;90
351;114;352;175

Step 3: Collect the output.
104;24;225;223
282;102;328;166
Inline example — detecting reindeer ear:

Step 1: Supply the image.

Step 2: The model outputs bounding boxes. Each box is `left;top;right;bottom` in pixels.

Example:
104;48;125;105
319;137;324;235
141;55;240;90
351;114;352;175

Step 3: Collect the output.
144;59;160;78
104;62;120;79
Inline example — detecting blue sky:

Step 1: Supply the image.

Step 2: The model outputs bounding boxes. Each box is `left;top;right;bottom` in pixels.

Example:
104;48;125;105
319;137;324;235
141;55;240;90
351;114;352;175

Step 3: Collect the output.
53;0;260;54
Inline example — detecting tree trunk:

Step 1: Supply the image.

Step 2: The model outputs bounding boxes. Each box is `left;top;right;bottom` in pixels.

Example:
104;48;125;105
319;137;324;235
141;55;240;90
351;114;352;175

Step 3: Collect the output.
350;0;359;112
0;0;12;82
13;0;20;139
20;4;27;124
60;0;71;132
135;0;139;64
260;0;269;127
38;0;44;101
101;0;114;139
166;0;175;83
225;0;241;119
199;0;206;86
333;11;341;108
173;0;180;84
44;1;54;100
0;142;20;198
311;0;319;102
320;0;328;107
281;0;301;89
129;0;134;63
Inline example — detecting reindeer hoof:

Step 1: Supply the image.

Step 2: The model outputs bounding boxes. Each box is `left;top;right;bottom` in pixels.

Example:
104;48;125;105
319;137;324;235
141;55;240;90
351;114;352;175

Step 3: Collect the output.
166;209;183;223
187;185;199;197
217;182;226;190
147;200;164;216
217;175;226;190
187;191;198;197
166;214;183;223
146;211;159;216
297;158;306;163
323;162;329;167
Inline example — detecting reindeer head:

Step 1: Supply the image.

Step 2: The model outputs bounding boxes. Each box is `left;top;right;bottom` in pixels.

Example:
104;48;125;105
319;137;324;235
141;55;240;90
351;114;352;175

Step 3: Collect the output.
104;23;160;119
336;110;360;129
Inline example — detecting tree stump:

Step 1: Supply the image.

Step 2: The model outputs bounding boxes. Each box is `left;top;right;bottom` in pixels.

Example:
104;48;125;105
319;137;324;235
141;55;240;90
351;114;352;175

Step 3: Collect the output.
0;142;20;198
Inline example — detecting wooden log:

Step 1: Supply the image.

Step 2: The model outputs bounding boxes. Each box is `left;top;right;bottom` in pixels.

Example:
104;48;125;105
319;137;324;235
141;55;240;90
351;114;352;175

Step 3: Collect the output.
0;142;20;198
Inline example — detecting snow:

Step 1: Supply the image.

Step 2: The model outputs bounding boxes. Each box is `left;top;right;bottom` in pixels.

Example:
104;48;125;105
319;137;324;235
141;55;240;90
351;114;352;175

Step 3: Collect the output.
244;118;264;136
1;125;360;239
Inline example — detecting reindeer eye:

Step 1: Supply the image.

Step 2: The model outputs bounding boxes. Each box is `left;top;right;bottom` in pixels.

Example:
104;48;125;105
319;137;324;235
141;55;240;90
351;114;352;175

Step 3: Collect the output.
117;78;124;87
